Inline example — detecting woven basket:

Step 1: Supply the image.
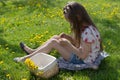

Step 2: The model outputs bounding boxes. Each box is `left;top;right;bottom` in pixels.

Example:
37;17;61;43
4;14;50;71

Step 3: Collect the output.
28;53;59;78
34;63;59;78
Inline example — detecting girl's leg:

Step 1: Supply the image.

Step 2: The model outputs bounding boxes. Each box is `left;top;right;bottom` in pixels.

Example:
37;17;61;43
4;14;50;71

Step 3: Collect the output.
20;35;60;54
15;38;78;62
20;42;35;54
23;39;71;60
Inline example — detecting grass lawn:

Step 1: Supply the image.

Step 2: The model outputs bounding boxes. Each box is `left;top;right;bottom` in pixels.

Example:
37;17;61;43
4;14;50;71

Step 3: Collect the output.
0;0;120;80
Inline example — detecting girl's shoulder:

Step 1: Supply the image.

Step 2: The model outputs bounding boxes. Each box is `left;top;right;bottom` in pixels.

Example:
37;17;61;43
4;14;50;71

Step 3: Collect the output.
82;25;97;32
81;25;100;43
82;25;100;35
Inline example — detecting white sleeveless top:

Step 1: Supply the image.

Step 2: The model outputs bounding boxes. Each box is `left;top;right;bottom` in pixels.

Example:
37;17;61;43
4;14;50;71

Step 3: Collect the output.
81;25;101;63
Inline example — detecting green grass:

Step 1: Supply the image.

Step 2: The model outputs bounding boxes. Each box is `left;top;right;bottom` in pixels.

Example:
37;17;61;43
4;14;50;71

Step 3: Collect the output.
0;0;120;80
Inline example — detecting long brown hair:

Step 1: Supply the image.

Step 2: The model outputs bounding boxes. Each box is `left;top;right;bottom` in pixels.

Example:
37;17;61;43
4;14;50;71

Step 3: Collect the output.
63;2;103;51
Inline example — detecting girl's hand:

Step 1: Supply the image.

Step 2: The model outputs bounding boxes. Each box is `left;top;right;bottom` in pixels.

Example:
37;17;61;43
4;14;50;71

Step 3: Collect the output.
59;33;67;38
52;35;60;40
59;38;71;46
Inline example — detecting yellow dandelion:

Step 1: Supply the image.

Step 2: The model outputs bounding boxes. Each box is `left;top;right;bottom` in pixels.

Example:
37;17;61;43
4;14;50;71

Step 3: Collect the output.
21;78;27;80
6;47;9;50
30;38;34;42
36;71;44;76
41;35;44;37
0;61;3;64
45;31;49;34
12;52;15;54
92;12;97;16
104;3;110;8
103;45;106;49
6;74;10;77
6;74;11;79
25;58;30;64
36;3;41;7
1;17;6;24
25;20;29;23
18;7;23;10
25;58;38;70
108;41;111;45
39;41;42;43
5;44;8;47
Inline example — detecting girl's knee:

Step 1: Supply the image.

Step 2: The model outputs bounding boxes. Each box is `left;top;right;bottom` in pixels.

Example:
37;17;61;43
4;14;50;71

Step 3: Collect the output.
51;35;59;39
59;38;71;44
50;39;59;46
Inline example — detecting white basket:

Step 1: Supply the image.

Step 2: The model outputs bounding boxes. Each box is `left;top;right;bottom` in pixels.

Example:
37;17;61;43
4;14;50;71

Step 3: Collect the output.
29;53;59;78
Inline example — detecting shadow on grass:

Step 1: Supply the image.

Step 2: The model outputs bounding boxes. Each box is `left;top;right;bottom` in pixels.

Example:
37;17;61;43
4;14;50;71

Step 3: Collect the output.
55;57;119;80
0;0;9;6
0;0;60;15
29;57;119;80
93;16;120;48
30;72;63;80
11;0;57;7
0;28;22;54
82;57;119;80
93;15;120;30
29;69;75;80
0;38;22;53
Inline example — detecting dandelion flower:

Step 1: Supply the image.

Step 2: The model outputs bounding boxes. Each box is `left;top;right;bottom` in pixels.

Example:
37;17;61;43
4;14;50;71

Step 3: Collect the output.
21;78;27;80
0;61;3;64
6;74;11;79
25;58;38;70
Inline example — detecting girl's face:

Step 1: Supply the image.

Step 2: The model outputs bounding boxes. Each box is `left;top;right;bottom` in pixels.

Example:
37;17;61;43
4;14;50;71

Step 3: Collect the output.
64;13;69;22
63;7;70;22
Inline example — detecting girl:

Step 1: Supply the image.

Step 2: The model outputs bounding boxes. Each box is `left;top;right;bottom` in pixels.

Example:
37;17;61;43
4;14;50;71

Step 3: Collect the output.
14;2;103;69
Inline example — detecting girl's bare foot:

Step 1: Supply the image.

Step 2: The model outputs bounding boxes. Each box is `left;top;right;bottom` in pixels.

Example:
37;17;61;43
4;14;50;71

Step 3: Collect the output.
13;57;25;62
20;42;34;55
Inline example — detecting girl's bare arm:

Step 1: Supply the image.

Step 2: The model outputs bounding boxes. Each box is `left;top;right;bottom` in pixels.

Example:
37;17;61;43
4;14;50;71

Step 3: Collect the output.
78;40;91;60
59;33;76;46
